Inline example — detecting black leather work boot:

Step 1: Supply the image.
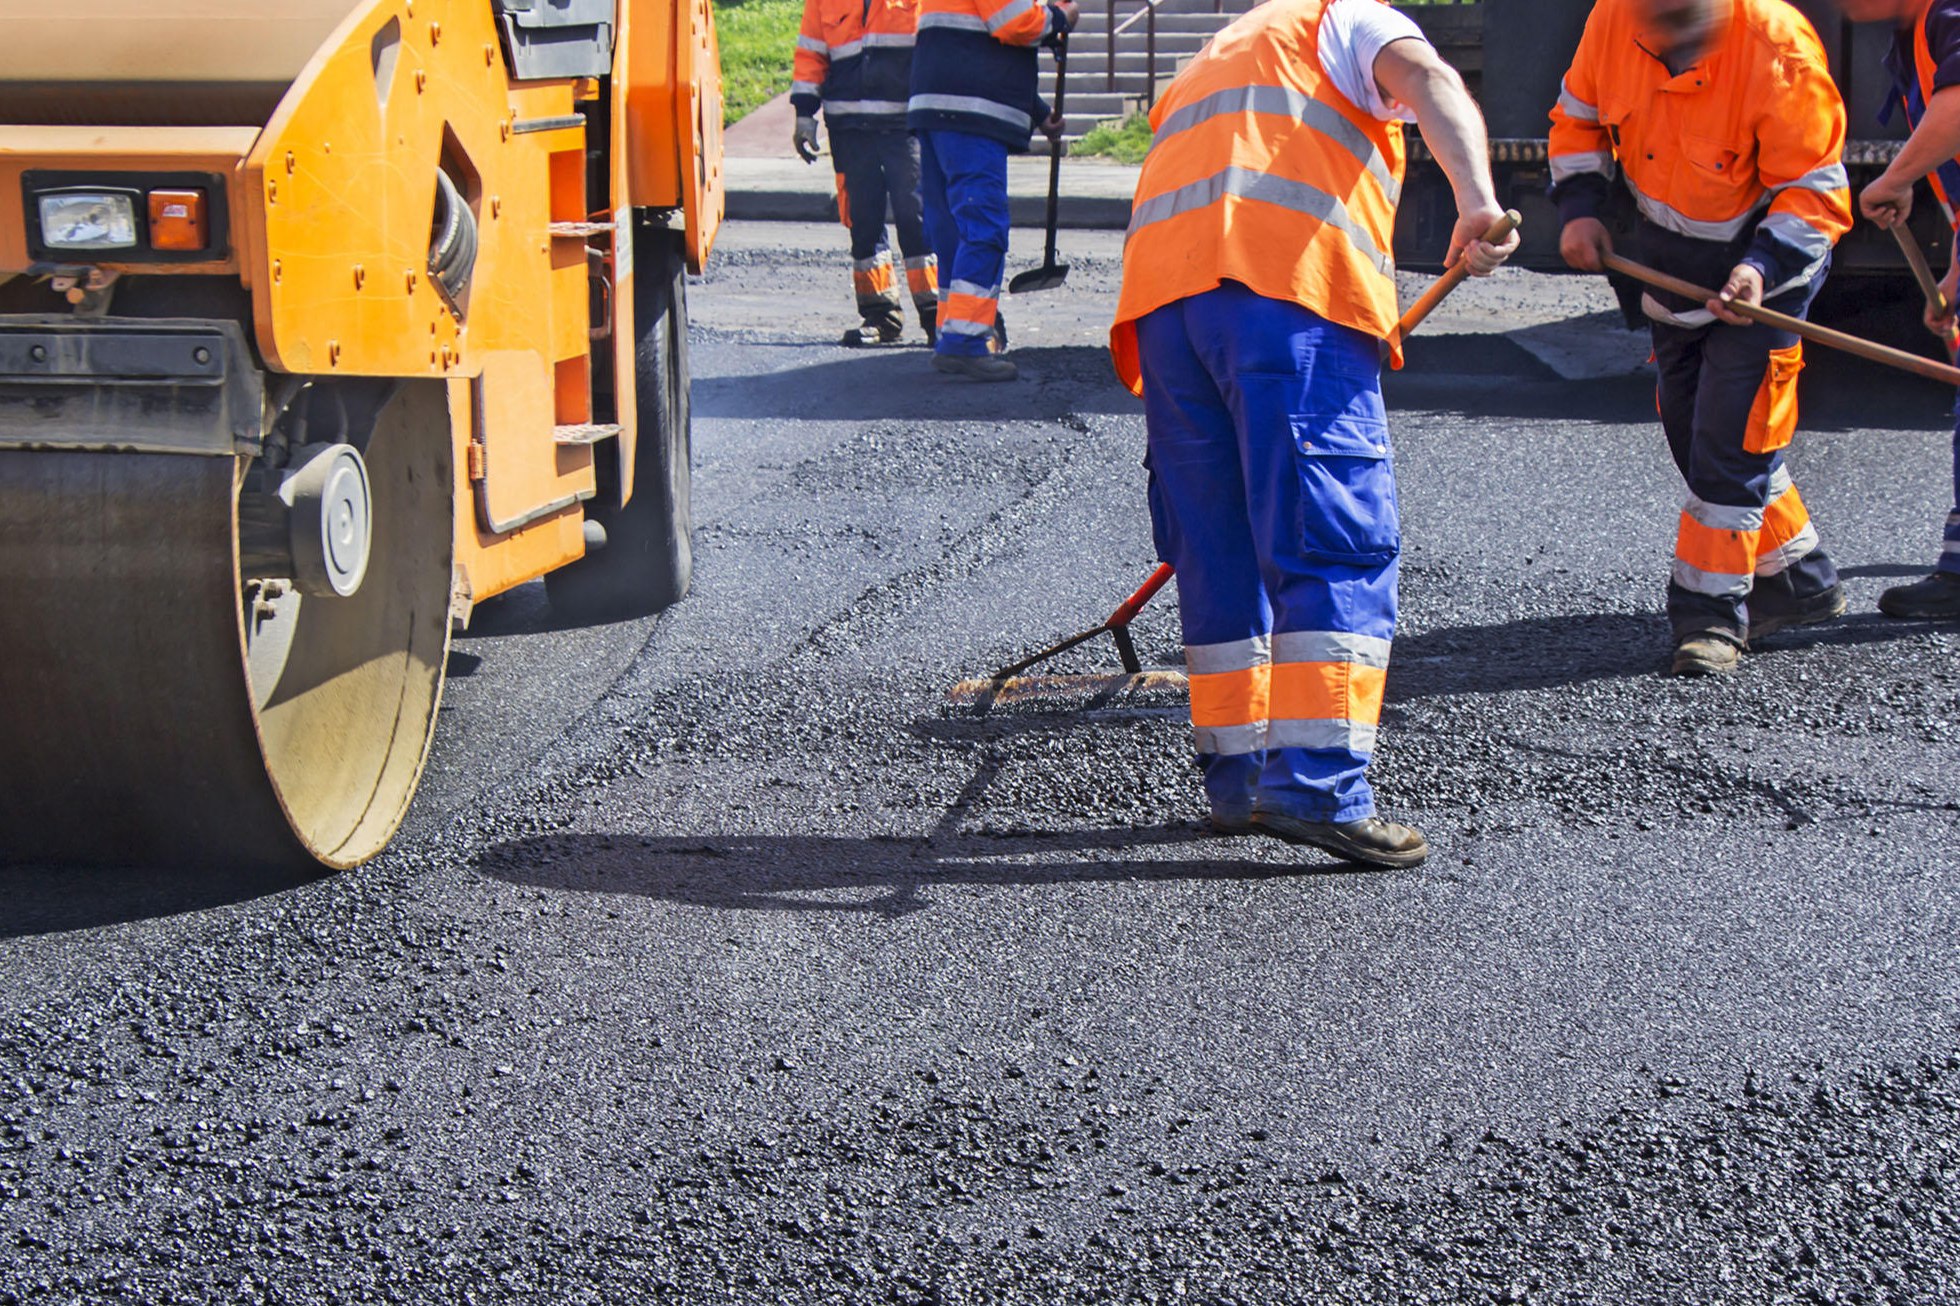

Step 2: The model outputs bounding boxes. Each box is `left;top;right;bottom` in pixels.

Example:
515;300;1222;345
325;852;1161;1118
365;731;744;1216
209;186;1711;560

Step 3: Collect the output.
1246;811;1429;869
1878;572;1960;620
1748;581;1846;640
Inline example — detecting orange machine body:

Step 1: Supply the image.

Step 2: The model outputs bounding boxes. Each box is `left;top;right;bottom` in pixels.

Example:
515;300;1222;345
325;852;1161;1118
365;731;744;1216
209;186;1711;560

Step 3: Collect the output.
0;0;723;611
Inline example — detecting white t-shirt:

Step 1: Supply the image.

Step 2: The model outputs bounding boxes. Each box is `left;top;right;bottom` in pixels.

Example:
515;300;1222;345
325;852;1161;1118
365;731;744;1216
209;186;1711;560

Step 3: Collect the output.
1317;0;1429;123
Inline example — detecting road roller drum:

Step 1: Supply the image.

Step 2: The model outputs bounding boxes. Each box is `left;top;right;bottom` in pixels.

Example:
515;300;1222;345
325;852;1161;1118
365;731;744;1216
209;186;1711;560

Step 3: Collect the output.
0;0;724;870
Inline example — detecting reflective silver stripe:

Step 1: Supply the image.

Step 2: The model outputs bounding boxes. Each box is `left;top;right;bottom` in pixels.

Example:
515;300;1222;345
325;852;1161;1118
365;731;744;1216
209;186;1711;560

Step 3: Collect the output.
1768;465;1794;501
917;11;988;31
1270;630;1390;669
1151;85;1400;205
824;100;910;115
1194;722;1265;755
1758;211;1834;262
791;80;821;98
1672;559;1754;598
862;31;917;46
1127;165;1394;278
797;35;828;53
947;278;997;298
942;318;995;336
1267;718;1377;754
1626;175;1760;242
984;0;1037;34
827;38;864;59
1755;523;1820;577
907;92;1032;129
852;254;893;270
1549;150;1614;185
904;255;936;269
1944;539;1960;556
1683;494;1764;534
1184;635;1270;677
1773;162;1849;196
1557;79;1600;123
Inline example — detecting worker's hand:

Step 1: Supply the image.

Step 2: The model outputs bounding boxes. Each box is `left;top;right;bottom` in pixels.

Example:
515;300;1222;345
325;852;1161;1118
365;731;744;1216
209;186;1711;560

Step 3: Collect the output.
1448;204;1518;277
1860;170;1914;230
1708;262;1764;326
1558;216;1613;273
1051;0;1080;31
793;116;821;164
1930;257;1960;343
1041;111;1066;141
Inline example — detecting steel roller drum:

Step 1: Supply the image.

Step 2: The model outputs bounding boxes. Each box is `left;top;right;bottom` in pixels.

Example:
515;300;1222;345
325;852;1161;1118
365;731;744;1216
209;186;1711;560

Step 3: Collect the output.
0;383;453;870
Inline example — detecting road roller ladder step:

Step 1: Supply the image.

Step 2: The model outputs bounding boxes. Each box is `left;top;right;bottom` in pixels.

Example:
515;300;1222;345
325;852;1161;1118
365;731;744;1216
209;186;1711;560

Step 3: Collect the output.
549;221;616;238
554;423;622;446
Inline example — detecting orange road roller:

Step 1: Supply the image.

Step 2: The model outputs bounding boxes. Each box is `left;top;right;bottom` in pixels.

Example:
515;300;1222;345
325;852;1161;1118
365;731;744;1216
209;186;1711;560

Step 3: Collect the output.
0;0;723;870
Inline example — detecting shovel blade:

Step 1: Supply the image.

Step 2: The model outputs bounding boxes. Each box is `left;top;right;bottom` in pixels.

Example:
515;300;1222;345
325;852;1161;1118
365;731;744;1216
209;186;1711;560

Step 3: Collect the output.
1007;262;1069;295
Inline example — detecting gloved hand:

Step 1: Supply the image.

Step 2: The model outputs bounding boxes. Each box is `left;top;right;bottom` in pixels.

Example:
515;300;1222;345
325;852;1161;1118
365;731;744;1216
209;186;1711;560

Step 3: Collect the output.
794;116;820;164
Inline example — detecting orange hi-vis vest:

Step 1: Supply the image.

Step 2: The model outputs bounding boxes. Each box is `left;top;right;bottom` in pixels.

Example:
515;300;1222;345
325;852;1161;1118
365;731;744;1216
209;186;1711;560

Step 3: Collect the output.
1896;0;1960;229
1548;0;1850;278
1109;0;1406;395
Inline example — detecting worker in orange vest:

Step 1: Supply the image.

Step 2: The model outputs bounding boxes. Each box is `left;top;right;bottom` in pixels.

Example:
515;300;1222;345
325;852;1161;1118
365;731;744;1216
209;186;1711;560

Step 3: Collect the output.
1111;0;1517;869
1552;0;1854;675
793;0;942;346
1830;0;1960;620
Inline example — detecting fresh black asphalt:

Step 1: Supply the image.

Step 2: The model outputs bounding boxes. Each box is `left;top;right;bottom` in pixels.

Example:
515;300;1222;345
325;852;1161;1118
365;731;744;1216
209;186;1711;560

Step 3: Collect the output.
1;224;1955;1304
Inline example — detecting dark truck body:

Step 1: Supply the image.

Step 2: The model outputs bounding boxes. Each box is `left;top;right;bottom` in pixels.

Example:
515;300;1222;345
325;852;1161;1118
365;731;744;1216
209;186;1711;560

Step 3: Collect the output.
1390;0;1938;278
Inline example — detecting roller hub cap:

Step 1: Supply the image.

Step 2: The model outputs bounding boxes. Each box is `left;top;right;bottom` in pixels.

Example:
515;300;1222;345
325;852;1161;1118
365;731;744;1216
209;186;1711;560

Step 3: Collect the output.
284;442;372;598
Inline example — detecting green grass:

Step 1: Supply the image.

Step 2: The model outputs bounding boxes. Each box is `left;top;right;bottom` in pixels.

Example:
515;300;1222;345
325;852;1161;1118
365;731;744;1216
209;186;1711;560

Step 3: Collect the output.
714;0;803;123
1072;113;1153;165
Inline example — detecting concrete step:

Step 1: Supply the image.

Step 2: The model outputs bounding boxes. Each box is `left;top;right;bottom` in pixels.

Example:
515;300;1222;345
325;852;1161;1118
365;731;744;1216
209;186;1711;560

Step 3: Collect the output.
1057;90;1143;118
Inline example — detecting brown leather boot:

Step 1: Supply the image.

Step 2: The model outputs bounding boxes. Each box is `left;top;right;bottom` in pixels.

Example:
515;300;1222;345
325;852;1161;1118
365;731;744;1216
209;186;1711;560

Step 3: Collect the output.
1669;631;1743;677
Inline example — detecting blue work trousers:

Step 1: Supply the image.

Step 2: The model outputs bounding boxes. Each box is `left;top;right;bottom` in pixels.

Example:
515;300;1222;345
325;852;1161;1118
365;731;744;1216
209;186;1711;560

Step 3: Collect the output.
1650;274;1839;640
1136;282;1400;825
917;128;1009;357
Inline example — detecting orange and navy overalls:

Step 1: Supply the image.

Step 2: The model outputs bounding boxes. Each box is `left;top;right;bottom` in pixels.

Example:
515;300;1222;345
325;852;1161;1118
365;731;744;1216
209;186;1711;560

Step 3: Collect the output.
1109;0;1408;825
794;0;940;337
1550;0;1852;643
907;0;1066;357
1884;0;1960;579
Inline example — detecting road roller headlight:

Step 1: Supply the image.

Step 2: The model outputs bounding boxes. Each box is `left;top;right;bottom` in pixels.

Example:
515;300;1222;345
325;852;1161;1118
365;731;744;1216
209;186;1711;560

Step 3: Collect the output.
36;191;140;252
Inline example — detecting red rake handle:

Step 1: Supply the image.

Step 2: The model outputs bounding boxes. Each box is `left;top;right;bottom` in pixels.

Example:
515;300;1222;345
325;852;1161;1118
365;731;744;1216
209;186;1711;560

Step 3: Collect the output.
1106;562;1173;628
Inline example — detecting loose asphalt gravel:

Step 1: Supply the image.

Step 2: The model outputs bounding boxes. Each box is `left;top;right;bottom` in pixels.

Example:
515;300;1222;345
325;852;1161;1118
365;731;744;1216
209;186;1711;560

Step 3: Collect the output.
1;222;1956;1305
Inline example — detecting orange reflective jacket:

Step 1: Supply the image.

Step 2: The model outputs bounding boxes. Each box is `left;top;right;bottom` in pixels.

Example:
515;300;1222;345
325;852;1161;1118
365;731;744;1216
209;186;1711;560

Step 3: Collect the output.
1891;1;1960;229
1549;0;1850;295
792;0;920;128
1109;0;1406;395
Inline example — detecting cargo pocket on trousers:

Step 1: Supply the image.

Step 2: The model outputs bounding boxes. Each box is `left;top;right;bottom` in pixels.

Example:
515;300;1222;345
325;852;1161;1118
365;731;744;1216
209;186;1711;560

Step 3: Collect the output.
1743;342;1804;454
1141;449;1175;564
1237;368;1400;566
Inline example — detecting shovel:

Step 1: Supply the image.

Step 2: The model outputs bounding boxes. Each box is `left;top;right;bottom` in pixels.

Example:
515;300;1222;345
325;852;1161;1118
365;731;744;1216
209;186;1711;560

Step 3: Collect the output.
1008;34;1070;295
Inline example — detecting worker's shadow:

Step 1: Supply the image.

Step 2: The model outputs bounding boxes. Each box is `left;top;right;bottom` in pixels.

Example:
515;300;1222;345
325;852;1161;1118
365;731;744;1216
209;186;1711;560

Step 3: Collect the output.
479;753;1373;915
476;825;1344;918
693;345;1133;422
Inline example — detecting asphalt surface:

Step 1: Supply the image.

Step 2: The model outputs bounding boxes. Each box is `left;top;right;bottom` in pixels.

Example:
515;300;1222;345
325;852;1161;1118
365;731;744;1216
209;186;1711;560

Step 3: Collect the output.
2;222;1957;1305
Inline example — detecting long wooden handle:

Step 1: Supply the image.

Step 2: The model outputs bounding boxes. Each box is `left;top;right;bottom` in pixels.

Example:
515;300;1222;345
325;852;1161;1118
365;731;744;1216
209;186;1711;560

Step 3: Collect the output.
1603;251;1960;388
1890;225;1960;353
1394;210;1522;341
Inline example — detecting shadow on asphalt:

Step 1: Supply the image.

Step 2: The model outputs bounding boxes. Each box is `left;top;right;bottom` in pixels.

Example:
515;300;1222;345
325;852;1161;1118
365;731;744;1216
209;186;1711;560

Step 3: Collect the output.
693;345;1136;421
0;863;323;941
477;825;1374;916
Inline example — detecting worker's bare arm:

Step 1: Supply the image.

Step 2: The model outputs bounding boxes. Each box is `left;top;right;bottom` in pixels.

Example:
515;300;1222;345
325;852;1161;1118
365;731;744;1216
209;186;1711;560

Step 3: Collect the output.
1373;37;1517;275
1863;85;1960;228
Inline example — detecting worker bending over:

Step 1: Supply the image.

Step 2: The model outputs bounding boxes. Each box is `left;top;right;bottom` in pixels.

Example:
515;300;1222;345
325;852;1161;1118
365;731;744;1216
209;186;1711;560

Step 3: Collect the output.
1110;0;1517;868
1834;0;1960;620
1552;0;1853;676
793;0;941;346
909;0;1077;381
